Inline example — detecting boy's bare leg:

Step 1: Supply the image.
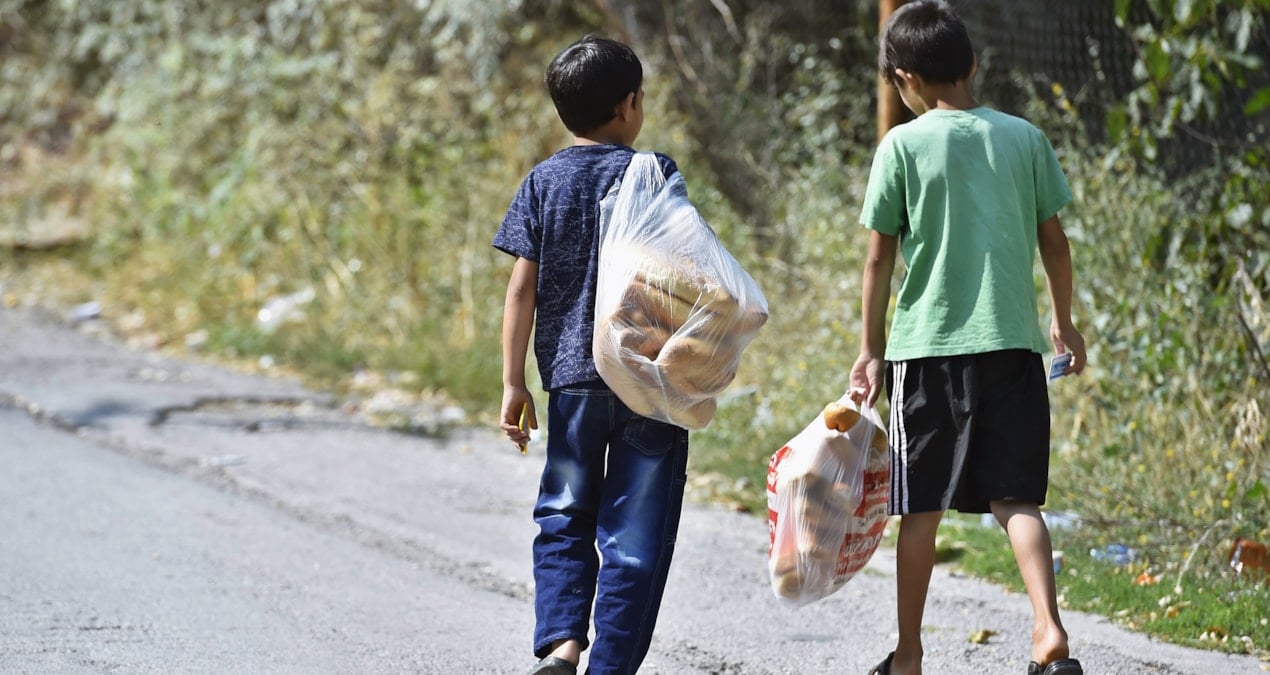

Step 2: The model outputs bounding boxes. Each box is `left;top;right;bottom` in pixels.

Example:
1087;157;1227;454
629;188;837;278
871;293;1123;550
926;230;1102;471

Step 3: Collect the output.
892;511;943;675
548;639;581;666
990;499;1070;665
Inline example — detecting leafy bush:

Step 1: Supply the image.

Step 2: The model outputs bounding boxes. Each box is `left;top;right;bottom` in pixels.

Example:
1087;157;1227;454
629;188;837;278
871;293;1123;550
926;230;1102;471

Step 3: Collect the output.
1;0;604;403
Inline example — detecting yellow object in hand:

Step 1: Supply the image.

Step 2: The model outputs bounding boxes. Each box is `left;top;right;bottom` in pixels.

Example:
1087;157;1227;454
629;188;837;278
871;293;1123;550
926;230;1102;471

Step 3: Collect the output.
518;402;529;455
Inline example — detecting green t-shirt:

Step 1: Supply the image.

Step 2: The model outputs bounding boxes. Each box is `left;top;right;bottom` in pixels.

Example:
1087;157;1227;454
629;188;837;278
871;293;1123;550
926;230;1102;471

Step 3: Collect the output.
859;107;1073;361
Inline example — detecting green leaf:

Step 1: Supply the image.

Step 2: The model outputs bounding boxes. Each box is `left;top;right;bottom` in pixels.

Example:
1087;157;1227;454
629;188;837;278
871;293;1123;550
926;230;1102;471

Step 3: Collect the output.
1145;42;1171;83
1244;86;1270;116
1114;0;1132;25
1235;8;1252;52
1174;0;1193;23
1107;106;1128;142
1244;480;1268;503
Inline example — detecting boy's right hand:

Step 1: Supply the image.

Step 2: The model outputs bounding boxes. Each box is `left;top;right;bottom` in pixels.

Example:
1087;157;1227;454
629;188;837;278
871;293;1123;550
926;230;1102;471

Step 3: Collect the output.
500;386;537;450
849;353;886;407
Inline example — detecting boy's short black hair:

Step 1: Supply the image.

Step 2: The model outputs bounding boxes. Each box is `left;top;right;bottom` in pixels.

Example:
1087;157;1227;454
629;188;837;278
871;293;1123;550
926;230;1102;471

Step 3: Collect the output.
545;36;643;134
879;0;975;86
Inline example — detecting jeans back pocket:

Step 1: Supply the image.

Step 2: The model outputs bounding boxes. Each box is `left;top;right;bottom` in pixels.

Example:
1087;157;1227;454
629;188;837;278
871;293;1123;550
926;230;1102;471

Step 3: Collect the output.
623;417;688;456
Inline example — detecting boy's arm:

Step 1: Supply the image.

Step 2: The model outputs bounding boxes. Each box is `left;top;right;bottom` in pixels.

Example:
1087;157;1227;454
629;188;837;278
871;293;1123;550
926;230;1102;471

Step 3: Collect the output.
1037;214;1086;375
500;256;539;447
850;230;899;406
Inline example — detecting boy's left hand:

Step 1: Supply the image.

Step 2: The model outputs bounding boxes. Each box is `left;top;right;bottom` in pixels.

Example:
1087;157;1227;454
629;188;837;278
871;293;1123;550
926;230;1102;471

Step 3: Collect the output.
1050;323;1087;377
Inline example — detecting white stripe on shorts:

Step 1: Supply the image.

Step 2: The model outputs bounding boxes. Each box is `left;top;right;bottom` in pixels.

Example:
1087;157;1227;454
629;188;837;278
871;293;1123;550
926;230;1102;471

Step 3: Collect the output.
889;361;909;513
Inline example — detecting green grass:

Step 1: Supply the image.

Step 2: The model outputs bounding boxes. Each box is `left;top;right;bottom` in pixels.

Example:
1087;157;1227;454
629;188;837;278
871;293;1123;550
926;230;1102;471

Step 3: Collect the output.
933;513;1269;655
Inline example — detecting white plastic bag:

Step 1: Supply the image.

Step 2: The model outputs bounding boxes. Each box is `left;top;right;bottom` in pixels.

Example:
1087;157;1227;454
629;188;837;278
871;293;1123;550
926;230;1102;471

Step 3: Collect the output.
766;392;890;606
593;153;768;429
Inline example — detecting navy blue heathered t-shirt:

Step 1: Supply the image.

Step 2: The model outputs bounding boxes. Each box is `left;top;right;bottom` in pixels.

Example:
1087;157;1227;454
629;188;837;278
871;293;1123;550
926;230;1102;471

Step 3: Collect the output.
493;144;679;391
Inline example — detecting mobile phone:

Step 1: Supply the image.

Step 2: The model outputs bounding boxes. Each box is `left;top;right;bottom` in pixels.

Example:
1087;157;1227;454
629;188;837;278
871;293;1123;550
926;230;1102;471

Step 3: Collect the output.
1048;352;1073;382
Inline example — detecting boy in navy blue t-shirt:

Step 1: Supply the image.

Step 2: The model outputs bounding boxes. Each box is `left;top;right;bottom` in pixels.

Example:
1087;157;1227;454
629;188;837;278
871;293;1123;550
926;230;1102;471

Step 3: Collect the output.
493;36;688;675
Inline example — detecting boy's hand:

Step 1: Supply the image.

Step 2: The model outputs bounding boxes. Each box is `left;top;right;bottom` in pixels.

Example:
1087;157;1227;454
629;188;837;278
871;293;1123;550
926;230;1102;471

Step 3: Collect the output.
500;386;537;451
1050;323;1087;377
849;353;886;407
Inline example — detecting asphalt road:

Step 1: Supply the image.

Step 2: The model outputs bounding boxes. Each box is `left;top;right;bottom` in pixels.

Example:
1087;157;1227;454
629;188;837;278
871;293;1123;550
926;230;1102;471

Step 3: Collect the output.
0;306;1263;674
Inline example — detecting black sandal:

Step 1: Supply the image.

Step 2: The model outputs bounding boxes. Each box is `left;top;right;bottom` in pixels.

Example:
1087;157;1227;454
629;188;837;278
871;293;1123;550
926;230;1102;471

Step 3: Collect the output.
868;651;895;675
526;655;577;675
1026;658;1083;675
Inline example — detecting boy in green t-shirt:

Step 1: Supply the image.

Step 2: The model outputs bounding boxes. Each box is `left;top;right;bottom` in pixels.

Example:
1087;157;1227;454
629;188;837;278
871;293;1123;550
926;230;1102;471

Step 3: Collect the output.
849;2;1087;674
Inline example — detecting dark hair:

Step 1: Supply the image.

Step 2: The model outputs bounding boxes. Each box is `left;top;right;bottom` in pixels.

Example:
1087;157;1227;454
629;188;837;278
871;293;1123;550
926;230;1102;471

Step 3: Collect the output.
545;36;643;134
879;0;975;85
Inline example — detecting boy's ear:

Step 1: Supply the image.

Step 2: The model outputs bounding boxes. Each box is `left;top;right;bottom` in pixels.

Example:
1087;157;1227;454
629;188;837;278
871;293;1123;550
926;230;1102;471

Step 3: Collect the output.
894;68;919;90
613;91;637;121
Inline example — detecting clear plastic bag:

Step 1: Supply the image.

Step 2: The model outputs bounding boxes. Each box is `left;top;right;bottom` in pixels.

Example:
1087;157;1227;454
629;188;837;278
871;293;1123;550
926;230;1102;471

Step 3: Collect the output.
766;392;890;606
593;153;768;430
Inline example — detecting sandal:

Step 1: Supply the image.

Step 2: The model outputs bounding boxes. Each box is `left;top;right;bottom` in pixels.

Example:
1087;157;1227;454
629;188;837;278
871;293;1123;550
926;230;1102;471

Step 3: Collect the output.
868;651;895;675
1026;658;1083;675
526;655;577;675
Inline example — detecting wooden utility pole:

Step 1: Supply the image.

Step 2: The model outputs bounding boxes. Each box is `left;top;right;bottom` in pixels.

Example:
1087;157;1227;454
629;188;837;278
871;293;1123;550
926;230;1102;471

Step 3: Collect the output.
877;0;907;143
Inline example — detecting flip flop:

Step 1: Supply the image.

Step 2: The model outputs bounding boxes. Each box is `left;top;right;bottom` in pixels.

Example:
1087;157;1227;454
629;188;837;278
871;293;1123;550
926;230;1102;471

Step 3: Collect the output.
1027;657;1083;675
868;651;895;675
526;655;577;675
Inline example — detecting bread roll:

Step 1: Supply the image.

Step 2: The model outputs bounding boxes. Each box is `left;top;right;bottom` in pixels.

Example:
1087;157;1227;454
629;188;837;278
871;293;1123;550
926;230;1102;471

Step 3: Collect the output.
636;253;705;302
613;285;672;335
657;335;740;396
701;287;741;320
870;426;889;454
735;309;769;334
797;531;843;562
793;494;851;560
772;568;805;599
617;325;667;361
792;489;851;524
668;397;716;430
822;401;861;432
614;297;656;332
630;277;698;330
782;471;835;500
614;375;659;417
770;542;798;572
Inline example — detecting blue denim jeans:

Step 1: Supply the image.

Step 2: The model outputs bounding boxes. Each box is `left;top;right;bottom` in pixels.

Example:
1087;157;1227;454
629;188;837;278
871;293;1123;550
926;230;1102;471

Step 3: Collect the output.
532;381;690;675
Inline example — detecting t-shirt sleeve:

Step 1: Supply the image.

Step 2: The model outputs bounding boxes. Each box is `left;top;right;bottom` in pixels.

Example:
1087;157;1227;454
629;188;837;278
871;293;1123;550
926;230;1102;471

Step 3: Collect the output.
1032;131;1073;223
657;152;682;191
492;172;541;261
859;133;907;236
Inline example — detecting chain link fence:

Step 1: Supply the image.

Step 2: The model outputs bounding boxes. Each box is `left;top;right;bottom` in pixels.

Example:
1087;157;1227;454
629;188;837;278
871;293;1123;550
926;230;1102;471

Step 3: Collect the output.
959;0;1269;175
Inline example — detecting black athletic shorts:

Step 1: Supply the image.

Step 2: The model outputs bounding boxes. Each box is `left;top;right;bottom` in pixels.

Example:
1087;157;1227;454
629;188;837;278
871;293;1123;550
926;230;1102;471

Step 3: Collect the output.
885;349;1050;515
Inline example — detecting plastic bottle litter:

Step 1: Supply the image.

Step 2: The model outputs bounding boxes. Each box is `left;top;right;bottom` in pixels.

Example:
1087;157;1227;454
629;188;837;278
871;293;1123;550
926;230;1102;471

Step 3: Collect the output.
70;301;102;322
256;287;315;333
1090;543;1137;566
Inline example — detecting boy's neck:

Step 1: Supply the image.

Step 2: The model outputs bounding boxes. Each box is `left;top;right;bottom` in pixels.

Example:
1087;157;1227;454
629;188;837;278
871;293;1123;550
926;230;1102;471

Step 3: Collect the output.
922;80;979;112
572;119;636;147
573;134;626;147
